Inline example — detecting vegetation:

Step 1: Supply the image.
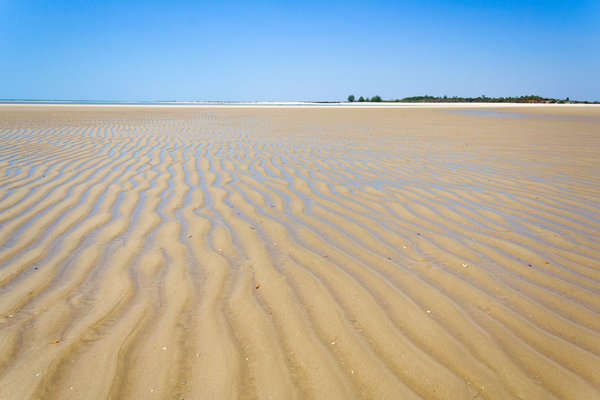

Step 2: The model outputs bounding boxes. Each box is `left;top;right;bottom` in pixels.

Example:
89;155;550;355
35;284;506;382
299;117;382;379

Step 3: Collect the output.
348;94;355;102
396;95;578;104
347;94;598;104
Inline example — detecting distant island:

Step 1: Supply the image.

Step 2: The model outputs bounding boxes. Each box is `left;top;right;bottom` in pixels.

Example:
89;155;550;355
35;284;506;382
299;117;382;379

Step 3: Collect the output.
347;94;599;104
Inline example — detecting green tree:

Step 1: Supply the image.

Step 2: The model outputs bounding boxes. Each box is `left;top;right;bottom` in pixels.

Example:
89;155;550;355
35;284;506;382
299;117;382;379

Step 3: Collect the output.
371;95;382;102
358;96;365;102
348;95;355;102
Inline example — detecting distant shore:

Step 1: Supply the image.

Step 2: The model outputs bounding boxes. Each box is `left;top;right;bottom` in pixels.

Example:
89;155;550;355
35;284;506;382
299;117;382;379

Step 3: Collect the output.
1;100;600;109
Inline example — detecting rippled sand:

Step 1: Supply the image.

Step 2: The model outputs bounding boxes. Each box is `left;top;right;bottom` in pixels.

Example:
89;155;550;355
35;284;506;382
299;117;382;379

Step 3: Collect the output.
0;105;599;399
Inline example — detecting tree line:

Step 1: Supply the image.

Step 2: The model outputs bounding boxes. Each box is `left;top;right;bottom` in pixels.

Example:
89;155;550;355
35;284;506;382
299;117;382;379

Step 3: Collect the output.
347;95;382;103
347;94;597;104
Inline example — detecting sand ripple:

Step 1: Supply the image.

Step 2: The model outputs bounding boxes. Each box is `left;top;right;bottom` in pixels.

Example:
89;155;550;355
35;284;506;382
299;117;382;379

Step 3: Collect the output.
0;106;599;399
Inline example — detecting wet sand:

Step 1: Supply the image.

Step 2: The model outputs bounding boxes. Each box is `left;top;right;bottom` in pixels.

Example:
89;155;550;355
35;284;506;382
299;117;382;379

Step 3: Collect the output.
0;105;599;399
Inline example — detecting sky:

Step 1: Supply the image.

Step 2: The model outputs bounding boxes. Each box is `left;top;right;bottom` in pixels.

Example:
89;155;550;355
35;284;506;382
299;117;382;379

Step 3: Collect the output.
0;0;599;101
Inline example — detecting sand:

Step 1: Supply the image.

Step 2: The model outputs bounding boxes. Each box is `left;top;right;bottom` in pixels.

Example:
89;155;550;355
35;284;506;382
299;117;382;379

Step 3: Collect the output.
0;104;599;399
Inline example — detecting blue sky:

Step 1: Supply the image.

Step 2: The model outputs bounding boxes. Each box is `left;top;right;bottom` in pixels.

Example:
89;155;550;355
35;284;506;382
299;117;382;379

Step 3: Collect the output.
1;0;598;101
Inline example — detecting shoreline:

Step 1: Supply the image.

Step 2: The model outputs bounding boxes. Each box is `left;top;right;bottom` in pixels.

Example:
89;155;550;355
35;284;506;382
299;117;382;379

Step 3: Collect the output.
1;101;600;109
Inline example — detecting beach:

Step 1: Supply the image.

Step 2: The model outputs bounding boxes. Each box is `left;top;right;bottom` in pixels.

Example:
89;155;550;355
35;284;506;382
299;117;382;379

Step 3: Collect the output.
0;104;599;399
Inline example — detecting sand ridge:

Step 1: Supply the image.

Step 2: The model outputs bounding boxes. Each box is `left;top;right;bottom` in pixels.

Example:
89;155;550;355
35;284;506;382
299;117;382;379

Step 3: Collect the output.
0;105;599;399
